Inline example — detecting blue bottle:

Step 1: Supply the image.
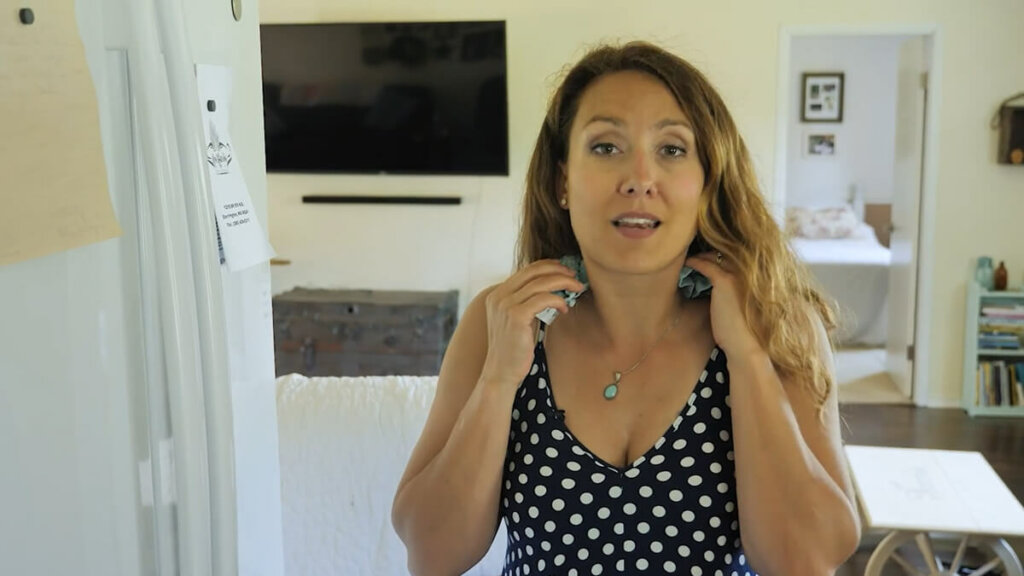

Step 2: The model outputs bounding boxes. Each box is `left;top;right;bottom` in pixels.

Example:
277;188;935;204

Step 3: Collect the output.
976;257;995;290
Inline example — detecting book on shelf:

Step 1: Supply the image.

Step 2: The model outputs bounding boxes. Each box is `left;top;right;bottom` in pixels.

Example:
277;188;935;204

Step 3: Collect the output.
978;330;1022;350
1014;364;1022;406
979;316;1024;326
978;318;1024;337
981;305;1024;318
975;360;1024;406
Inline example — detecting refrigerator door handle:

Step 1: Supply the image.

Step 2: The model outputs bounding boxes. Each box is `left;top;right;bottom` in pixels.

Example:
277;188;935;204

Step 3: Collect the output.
127;0;220;574
151;2;239;575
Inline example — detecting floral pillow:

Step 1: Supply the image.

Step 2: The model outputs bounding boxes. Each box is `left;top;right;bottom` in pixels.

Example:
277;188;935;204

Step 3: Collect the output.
786;205;859;239
785;207;811;236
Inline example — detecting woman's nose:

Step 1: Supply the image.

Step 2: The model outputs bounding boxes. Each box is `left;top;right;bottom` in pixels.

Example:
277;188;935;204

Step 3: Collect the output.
618;153;657;198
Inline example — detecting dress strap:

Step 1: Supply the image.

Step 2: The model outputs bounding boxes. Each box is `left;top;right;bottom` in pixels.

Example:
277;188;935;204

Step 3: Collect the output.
535;321;548;344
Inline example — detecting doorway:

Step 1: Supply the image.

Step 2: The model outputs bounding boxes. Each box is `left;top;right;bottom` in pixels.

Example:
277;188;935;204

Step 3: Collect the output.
773;27;941;406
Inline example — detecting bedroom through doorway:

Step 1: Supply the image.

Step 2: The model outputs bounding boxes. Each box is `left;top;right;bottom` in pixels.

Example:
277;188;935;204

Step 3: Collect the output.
776;30;935;405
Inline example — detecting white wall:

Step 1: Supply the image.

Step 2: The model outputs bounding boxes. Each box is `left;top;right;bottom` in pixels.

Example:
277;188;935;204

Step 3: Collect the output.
267;173;506;310
260;0;1024;408
785;35;905;208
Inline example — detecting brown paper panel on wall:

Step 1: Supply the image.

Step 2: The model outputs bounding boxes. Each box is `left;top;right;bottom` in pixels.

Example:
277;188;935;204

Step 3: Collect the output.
0;1;120;268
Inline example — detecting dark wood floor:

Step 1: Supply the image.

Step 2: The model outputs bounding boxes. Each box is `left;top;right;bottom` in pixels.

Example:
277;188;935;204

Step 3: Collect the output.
836;404;1024;575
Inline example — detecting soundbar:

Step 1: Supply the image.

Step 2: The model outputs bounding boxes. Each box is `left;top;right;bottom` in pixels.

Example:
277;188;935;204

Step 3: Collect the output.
301;196;462;205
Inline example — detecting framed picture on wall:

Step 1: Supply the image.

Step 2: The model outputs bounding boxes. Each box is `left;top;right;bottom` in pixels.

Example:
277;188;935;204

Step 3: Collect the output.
801;72;844;122
803;131;837;158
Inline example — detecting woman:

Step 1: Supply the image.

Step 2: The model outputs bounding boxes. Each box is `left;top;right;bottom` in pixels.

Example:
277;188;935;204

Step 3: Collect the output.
392;42;860;576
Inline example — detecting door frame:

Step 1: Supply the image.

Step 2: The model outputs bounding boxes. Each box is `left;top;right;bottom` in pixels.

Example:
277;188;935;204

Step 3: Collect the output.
773;24;942;407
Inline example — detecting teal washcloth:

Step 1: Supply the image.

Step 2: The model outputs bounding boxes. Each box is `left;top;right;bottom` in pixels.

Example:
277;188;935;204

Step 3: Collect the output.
535;255;590;325
534;254;712;325
677;264;713;299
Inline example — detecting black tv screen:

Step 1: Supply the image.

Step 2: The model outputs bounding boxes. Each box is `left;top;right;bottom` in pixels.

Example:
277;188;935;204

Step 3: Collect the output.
260;21;508;176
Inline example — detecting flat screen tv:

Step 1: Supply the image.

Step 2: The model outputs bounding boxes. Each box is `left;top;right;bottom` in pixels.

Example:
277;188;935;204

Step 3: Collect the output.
260;21;508;176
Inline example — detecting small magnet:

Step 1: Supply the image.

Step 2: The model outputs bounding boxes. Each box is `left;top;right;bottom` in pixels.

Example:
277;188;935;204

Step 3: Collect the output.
207;100;216;112
19;8;34;25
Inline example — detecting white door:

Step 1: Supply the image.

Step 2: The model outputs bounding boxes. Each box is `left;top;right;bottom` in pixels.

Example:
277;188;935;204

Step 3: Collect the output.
885;36;929;399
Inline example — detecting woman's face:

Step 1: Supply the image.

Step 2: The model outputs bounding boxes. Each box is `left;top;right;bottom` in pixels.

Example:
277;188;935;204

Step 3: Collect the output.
562;70;706;276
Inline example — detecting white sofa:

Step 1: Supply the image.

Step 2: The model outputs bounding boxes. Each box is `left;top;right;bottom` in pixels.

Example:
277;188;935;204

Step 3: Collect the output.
275;374;507;576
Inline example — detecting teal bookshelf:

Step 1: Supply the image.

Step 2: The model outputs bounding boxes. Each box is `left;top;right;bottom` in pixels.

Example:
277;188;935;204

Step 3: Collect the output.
962;282;1024;417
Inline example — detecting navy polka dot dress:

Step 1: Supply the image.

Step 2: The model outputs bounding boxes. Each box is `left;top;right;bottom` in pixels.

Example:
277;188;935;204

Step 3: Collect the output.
498;326;759;576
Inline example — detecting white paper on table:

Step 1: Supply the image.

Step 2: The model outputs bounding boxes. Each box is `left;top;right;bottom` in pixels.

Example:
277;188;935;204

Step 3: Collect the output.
195;64;274;271
845;445;1024;536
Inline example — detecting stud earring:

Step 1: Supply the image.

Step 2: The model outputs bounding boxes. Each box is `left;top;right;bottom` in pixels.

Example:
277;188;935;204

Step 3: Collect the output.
560;196;568;208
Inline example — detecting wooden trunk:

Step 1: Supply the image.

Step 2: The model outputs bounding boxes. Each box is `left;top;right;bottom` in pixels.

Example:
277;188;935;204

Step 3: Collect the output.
272;288;458;377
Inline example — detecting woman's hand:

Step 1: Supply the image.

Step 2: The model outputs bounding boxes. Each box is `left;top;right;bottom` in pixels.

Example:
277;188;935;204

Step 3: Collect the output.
685;252;764;360
479;260;586;388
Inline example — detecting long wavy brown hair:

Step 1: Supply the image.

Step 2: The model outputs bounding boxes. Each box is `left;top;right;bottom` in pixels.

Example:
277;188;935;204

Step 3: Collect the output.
516;41;838;416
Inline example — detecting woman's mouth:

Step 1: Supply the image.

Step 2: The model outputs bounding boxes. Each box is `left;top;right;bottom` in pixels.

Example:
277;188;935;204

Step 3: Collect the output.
612;215;661;239
612;217;661;229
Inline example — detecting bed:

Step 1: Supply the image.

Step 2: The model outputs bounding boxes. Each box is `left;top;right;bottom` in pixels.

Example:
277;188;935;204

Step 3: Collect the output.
787;204;892;347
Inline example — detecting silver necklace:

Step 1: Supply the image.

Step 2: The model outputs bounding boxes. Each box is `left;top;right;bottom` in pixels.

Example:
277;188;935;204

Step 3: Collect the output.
603;313;683;400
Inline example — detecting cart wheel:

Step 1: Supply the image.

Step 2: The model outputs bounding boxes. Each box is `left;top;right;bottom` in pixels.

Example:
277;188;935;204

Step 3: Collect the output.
864;531;1022;576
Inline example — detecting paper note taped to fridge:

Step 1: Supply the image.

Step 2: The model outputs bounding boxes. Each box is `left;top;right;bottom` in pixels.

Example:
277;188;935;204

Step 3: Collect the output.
0;0;121;268
196;64;275;272
221;201;251;228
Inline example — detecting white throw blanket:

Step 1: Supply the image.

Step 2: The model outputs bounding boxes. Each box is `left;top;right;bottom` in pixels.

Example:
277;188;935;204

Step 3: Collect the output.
276;374;507;576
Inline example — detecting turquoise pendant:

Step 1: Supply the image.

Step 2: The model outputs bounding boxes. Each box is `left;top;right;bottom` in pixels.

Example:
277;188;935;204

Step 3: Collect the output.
603;372;622;400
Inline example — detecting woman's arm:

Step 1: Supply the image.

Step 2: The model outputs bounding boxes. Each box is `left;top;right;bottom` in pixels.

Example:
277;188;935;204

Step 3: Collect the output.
727;311;861;576
392;262;584;576
391;287;514;576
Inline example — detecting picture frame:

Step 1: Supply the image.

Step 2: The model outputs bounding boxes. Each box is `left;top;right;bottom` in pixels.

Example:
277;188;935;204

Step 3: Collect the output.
803;131;837;158
801;72;844;123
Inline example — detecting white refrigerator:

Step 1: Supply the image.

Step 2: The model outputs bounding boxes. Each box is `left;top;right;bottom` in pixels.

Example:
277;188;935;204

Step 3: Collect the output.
0;0;284;575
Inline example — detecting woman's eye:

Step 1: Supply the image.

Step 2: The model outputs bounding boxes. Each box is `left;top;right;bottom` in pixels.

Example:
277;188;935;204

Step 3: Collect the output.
590;143;620;155
661;144;687;157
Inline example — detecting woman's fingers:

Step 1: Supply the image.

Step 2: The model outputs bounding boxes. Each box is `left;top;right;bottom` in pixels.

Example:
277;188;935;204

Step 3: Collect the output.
493;259;577;299
685;251;727;282
514;274;586;307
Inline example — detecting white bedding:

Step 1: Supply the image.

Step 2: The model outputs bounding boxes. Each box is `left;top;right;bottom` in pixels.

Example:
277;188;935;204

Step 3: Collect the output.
790;227;892;346
276;374;506;576
789;235;891;267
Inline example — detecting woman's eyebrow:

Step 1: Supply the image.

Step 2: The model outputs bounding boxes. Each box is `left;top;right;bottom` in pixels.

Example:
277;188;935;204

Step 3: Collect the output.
583;115;625;128
582;115;695;138
655;118;693;132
